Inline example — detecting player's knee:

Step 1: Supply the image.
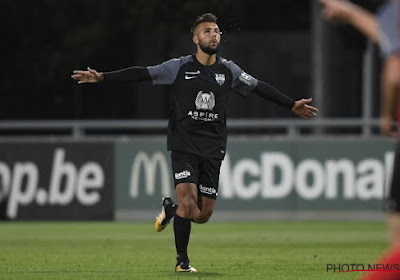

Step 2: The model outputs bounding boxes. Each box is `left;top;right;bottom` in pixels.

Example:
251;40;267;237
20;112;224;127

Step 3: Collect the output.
196;209;213;224
178;194;197;217
180;194;197;208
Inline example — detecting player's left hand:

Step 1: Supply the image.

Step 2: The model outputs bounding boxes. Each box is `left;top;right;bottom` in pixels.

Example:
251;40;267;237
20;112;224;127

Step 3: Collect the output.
291;98;318;119
71;67;104;84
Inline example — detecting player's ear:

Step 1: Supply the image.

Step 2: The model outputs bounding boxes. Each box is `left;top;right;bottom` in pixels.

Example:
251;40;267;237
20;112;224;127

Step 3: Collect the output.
192;35;199;45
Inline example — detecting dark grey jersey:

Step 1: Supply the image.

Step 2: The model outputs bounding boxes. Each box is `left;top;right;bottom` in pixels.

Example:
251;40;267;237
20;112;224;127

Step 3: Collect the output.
148;54;258;159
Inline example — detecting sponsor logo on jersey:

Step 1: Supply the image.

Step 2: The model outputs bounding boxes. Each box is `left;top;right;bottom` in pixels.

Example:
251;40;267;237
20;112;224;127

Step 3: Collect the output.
184;70;200;80
199;184;217;196
175;170;191;180
215;74;225;86
187;111;219;122
188;91;218;122
195;91;215;110
185;76;197;80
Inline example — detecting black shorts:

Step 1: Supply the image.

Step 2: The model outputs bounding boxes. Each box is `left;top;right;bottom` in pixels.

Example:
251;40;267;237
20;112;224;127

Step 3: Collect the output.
171;150;222;200
386;143;400;212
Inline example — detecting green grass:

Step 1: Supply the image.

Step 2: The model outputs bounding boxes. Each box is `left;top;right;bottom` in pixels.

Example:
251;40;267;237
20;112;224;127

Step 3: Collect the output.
0;221;389;280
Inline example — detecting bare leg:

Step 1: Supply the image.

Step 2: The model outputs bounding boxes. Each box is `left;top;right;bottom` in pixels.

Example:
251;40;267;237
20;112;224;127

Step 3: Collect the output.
173;182;215;272
175;182;215;223
387;213;400;246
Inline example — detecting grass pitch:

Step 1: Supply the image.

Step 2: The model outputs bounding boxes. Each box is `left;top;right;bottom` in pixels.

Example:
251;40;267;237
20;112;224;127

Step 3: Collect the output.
0;221;388;280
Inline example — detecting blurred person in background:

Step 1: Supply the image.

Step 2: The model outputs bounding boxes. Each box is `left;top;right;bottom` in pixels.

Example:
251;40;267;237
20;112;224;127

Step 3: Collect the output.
320;0;400;279
72;13;318;273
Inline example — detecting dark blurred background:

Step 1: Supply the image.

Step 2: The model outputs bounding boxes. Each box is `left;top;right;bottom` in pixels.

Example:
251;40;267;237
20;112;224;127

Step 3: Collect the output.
0;0;386;120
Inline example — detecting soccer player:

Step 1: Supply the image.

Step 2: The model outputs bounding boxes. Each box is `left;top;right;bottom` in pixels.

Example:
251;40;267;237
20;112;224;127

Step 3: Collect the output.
72;13;318;273
319;0;400;279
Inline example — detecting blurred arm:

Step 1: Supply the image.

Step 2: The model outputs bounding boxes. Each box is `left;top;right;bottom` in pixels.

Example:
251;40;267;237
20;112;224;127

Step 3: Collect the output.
319;0;379;42
380;55;400;136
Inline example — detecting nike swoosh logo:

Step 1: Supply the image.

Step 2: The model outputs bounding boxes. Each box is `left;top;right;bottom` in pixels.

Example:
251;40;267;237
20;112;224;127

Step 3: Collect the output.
185;75;197;80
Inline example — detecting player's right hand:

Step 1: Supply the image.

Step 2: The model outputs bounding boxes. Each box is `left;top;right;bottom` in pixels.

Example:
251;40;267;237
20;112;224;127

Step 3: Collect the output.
71;67;104;84
380;114;396;138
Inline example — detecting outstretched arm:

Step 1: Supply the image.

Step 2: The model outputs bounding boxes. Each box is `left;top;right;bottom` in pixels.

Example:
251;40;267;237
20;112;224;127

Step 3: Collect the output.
71;66;151;84
319;0;379;42
252;81;318;119
380;56;400;137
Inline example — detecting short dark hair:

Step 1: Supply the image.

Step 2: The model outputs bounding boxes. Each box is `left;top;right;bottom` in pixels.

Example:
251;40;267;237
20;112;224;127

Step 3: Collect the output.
191;13;218;34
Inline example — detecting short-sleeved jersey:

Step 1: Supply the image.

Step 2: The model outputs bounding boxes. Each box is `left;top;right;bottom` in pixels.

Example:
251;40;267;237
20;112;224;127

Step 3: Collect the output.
147;54;258;159
377;0;400;59
377;0;400;129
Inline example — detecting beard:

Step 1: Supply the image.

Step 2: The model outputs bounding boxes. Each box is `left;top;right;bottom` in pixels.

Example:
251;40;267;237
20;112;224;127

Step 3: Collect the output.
199;41;219;55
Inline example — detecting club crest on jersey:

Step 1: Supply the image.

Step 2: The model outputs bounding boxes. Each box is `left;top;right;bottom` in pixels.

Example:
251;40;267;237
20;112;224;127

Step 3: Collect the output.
215;74;225;86
195;91;215;110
